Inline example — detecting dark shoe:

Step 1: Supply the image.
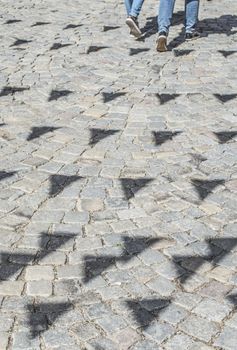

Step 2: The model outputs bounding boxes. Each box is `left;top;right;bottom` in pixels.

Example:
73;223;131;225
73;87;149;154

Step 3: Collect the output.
185;31;200;41
156;31;168;52
126;16;142;38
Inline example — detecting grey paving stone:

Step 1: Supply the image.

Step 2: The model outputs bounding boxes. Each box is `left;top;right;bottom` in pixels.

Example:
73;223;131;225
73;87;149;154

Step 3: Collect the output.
144;321;175;344
214;326;237;350
179;315;219;342
193;298;232;322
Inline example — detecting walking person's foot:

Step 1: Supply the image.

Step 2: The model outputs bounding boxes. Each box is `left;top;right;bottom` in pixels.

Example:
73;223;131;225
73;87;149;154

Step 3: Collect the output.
185;31;201;41
156;31;168;52
126;16;142;38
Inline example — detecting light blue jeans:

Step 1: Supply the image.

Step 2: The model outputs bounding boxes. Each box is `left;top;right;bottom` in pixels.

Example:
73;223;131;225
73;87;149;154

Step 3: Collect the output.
124;0;145;17
158;0;199;34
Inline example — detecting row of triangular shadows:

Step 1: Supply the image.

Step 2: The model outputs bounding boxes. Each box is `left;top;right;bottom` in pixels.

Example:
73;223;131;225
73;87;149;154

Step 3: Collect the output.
83;236;237;329
4;19;119;33
1;233;237;334
1;122;236;144
0;170;226;201
1;86;236;105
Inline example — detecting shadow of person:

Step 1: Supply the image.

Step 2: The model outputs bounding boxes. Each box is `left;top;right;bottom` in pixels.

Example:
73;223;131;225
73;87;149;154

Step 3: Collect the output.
168;14;237;50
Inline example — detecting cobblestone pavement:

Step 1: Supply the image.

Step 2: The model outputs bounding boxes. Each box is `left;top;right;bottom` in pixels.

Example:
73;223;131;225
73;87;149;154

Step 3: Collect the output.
0;0;237;349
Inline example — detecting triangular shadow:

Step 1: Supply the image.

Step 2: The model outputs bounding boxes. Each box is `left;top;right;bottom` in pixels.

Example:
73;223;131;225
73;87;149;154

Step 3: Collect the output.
214;131;237;144
0;233;76;281
173;237;237;284
49;174;83;197
10;39;32;46
120;178;154;200
31;22;51;27
27;302;73;338
48;89;73;102
5;19;22;24
87;46;109;54
214;94;237;103
50;43;72;50
152;131;182;146
0;253;34;281
191;178;225;200
27;126;61;141
156;93;180;105
102;92;126;103
126;298;170;329
38;233;76;260
227;294;237;309
64;24;83;30
83;236;161;283
218;50;236;58
189;153;207;166
0;171;17;181
89;128;120;146
103;26;120;32
0;86;29;97
129;48;150;56
173;49;194;57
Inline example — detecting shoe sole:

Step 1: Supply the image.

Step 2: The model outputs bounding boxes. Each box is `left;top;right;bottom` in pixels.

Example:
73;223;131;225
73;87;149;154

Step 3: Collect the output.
126;18;142;38
156;36;167;52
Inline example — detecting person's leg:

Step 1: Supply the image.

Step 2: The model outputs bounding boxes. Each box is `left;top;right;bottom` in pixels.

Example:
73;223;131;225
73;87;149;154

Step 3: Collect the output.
125;0;145;38
185;0;200;33
156;0;176;52
158;0;176;34
130;0;145;17
124;0;133;16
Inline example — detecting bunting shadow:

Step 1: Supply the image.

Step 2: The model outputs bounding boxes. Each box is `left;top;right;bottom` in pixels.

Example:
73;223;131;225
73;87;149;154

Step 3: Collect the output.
120;178;154;200
89;128;120;146
218;50;236;58
87;46;109;54
214;131;237;144
31;22;51;27
5;19;22;24
64;24;83;30
227;294;237;309
0;233;76;281
173;49;194;57
173;237;237;284
27;126;61;141
103;26;120;32
153;131;182;146
83;236;161;283
156;93;180;105
50;43;72;50
0;86;29;97
189;153;207;167
129;48;150;56
0;171;17;181
49;175;83;197
10;39;32;47
102;92;126;103
191;178;225;201
214;94;237;103
48;89;73;102
27;302;73;338
126;298;170;329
